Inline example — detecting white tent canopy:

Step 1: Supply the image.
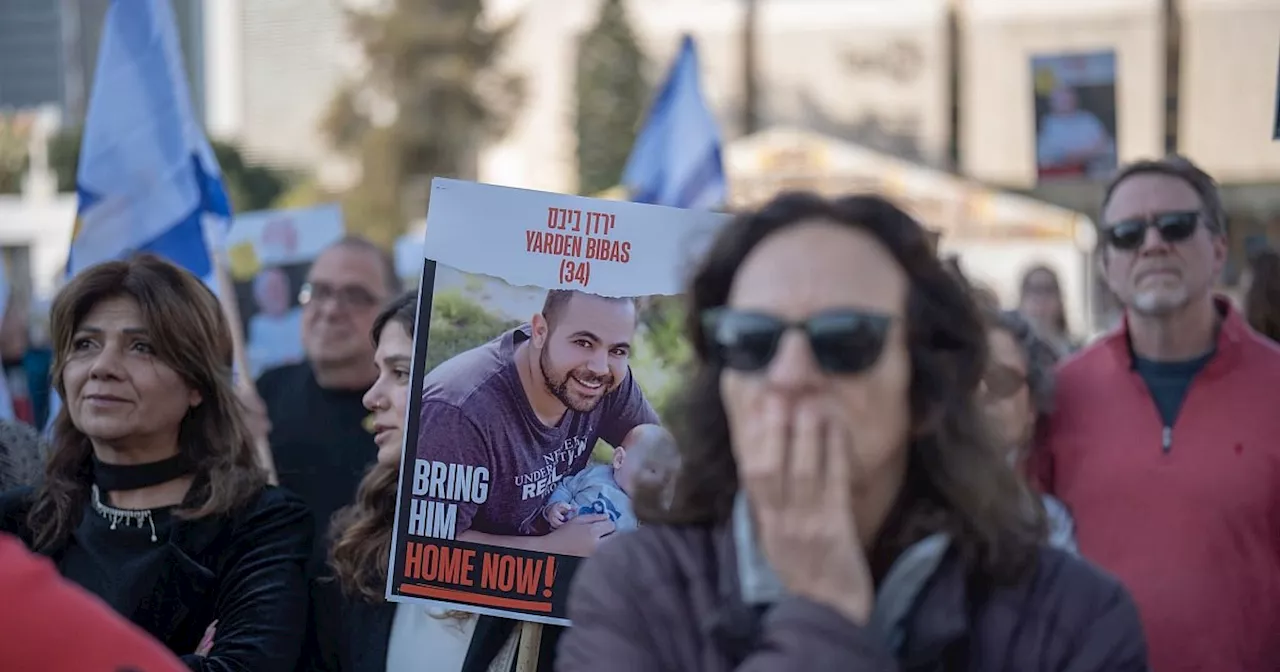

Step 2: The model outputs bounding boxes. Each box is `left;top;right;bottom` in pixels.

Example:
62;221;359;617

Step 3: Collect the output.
724;127;1095;248
723;127;1100;334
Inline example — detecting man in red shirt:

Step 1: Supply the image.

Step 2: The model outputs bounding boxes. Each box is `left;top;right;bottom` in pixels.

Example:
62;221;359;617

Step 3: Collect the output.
0;533;187;671
1037;155;1280;671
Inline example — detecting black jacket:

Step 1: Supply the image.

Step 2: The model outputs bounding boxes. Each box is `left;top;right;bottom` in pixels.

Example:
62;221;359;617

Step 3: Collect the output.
0;483;314;671
302;578;561;672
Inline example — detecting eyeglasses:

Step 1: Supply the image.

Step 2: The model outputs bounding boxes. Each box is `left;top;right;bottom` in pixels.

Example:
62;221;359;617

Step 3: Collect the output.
298;282;381;310
701;307;894;375
982;364;1027;400
1103;211;1200;251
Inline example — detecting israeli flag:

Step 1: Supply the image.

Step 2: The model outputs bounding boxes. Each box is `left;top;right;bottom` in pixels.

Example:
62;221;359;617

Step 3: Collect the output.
67;0;230;283
622;35;727;210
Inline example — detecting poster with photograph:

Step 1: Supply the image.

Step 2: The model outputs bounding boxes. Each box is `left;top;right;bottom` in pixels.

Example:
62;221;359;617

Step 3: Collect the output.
1031;50;1118;181
225;203;345;378
387;178;729;625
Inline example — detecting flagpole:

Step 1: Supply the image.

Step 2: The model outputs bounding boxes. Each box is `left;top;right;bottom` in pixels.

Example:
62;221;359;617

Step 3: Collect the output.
212;254;278;484
741;0;760;135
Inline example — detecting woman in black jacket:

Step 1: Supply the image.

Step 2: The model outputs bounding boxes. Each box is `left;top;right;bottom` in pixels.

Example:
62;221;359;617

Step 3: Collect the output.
303;292;559;672
0;255;312;670
559;193;1147;670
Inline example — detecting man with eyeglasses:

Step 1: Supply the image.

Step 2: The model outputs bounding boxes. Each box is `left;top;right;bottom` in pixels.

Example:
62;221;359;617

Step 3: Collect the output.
251;236;398;575
1035;155;1280;672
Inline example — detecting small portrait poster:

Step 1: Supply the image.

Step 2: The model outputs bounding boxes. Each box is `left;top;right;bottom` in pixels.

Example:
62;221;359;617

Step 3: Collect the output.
225;203;345;378
387;178;728;624
1031;50;1119;181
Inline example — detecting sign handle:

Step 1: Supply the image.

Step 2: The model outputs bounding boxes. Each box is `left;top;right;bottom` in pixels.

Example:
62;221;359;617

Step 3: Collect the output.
515;621;543;672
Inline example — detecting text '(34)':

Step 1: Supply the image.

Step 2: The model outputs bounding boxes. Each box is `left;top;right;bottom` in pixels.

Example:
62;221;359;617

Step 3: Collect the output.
525;206;634;289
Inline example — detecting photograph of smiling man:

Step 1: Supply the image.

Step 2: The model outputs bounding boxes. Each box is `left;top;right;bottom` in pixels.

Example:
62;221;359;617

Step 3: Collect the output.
414;288;659;555
388;178;727;625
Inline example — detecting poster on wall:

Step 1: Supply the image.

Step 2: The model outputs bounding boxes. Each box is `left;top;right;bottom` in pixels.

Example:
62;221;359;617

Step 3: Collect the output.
1031;50;1118;182
224;203;345;378
386;178;728;624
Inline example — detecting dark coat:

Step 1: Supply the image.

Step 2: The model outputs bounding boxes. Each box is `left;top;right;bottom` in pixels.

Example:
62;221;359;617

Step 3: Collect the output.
301;578;561;672
0;483;314;672
558;523;1149;671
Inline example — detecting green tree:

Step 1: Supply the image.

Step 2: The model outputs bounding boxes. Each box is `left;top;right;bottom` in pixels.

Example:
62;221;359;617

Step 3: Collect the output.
629;295;692;422
423;290;522;373
574;0;649;196
324;0;524;249
41;126;291;213
271;178;330;210
47;126;82;192
0;119;28;195
211;141;291;212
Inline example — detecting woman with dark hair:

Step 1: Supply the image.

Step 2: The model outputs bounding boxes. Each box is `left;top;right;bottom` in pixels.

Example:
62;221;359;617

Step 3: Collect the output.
1018;264;1077;356
981;308;1077;553
0;254;313;670
305;291;559;672
1243;247;1280;343
558;193;1145;670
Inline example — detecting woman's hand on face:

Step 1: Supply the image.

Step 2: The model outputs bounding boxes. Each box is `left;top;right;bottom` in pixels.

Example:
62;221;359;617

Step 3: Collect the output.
742;397;874;626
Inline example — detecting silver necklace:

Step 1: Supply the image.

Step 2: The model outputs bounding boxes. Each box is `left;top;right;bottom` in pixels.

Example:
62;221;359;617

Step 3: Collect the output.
90;484;159;542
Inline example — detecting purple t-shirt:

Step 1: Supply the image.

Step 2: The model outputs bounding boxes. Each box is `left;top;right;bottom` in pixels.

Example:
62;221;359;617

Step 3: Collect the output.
415;325;658;537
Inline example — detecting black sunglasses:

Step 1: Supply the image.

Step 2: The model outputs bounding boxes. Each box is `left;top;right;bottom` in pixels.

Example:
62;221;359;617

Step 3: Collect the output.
701;307;894;374
1103;211;1200;251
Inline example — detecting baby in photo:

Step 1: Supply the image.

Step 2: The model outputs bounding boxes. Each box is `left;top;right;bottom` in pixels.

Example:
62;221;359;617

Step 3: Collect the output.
543;423;675;533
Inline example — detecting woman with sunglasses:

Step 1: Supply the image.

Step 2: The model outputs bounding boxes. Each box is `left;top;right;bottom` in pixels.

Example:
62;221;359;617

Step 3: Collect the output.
558;193;1146;670
981;308;1077;553
305;292;559;672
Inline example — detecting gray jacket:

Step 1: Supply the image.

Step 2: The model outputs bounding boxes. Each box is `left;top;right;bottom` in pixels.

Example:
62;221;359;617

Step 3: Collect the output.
560;502;1147;671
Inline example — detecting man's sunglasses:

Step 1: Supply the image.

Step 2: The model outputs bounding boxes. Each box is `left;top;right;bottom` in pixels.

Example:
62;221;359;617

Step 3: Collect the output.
701;307;894;374
1103;211;1200;251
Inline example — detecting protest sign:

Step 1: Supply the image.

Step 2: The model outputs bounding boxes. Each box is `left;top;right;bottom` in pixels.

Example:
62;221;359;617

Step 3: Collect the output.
1031;50;1118;182
224;204;345;378
387;178;728;625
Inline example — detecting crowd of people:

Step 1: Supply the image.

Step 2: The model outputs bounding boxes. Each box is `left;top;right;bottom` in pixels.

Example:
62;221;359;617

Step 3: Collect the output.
1;153;1278;671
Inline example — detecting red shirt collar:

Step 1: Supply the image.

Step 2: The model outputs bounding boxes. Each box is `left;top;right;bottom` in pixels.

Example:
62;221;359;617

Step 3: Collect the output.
1103;295;1248;375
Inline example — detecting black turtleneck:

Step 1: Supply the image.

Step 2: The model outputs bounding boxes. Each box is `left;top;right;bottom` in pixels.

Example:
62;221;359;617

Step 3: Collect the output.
61;454;194;620
256;361;378;576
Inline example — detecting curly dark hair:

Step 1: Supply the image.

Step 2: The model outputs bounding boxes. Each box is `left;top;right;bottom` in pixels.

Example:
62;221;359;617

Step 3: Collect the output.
29;254;267;552
328;291;416;601
636;192;1045;582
